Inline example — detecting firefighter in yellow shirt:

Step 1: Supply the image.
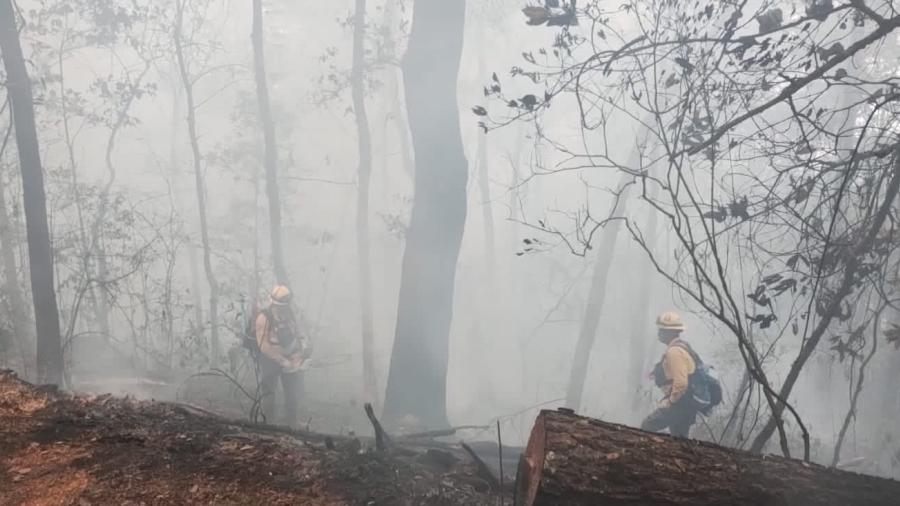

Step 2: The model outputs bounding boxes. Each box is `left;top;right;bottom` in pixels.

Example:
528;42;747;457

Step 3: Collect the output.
255;285;310;426
641;311;699;438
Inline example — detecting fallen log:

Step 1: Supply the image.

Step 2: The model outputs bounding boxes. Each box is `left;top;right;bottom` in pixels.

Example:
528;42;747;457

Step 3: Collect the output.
515;409;900;506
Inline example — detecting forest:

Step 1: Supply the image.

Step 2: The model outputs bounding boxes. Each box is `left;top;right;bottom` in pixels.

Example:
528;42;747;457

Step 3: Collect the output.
1;0;900;504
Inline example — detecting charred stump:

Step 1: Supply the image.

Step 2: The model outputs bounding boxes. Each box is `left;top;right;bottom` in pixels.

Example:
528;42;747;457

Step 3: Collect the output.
515;409;900;506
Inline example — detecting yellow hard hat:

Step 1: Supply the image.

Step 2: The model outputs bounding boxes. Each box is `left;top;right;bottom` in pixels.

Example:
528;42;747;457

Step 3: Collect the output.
270;285;292;306
656;311;685;331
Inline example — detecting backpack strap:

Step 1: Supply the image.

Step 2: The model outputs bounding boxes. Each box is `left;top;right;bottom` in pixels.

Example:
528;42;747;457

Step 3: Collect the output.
671;340;703;367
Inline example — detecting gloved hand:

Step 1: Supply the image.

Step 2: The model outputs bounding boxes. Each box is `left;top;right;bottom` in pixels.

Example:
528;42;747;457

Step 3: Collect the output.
282;354;304;373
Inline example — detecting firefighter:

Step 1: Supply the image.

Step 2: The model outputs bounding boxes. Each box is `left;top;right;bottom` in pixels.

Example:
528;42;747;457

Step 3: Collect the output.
640;311;699;438
255;285;310;426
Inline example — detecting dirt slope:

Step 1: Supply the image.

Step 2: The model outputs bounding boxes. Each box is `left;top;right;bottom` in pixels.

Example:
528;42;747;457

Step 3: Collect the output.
0;371;499;505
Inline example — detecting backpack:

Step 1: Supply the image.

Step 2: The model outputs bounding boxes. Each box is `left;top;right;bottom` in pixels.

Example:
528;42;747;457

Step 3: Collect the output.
656;341;722;415
677;341;723;414
242;305;299;354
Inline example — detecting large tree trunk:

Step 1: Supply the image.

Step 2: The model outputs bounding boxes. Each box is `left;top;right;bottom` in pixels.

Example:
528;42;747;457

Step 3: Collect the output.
251;0;288;286
0;0;64;385
174;0;220;366
350;0;378;405
564;174;631;410
382;0;468;429
515;409;900;506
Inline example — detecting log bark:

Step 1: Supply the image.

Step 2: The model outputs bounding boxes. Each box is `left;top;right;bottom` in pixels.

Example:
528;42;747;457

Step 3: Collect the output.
515;409;900;506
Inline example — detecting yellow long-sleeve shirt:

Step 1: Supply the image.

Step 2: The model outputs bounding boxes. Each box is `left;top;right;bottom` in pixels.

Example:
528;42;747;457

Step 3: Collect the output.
661;340;696;407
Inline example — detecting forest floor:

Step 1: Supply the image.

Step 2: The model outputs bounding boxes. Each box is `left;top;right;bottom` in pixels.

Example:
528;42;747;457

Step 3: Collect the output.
0;370;508;505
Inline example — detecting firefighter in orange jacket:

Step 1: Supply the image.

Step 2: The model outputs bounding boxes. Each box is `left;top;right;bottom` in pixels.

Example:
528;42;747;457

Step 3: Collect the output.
641;311;699;438
256;285;310;426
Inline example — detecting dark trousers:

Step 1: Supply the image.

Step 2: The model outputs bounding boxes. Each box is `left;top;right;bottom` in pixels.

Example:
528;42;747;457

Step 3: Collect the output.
641;400;697;438
258;356;302;426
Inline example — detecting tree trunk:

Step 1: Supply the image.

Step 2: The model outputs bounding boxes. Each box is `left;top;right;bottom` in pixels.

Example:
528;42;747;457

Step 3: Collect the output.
382;0;413;181
831;318;878;468
0;167;32;371
55;32;108;347
350;0;378;405
0;0;64;385
166;79;205;333
88;61;152;343
564;174;631;410
382;0;468;429
251;0;288;286
627;183;660;417
515;409;900;506
174;0;220;366
476;134;495;266
476;28;496;295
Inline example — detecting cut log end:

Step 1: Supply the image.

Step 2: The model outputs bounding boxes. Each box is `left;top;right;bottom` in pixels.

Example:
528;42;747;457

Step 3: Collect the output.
514;410;546;506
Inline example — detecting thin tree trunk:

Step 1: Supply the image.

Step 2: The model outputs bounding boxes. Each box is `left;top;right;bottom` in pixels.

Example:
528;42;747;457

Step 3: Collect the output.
55;29;107;347
0;164;32;371
88;62;153;343
476;135;495;269
831;318;879;467
382;0;413;181
509;126;527;389
383;0;468;429
351;0;378;405
251;0;288;286
393;93;414;181
174;0;220;366
0;0;64;385
627;181;660;416
167;78;204;331
476;29;496;292
252;159;260;300
564;175;631;410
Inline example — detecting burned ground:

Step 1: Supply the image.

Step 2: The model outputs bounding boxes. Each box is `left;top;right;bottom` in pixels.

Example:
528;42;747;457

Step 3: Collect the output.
0;371;504;505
